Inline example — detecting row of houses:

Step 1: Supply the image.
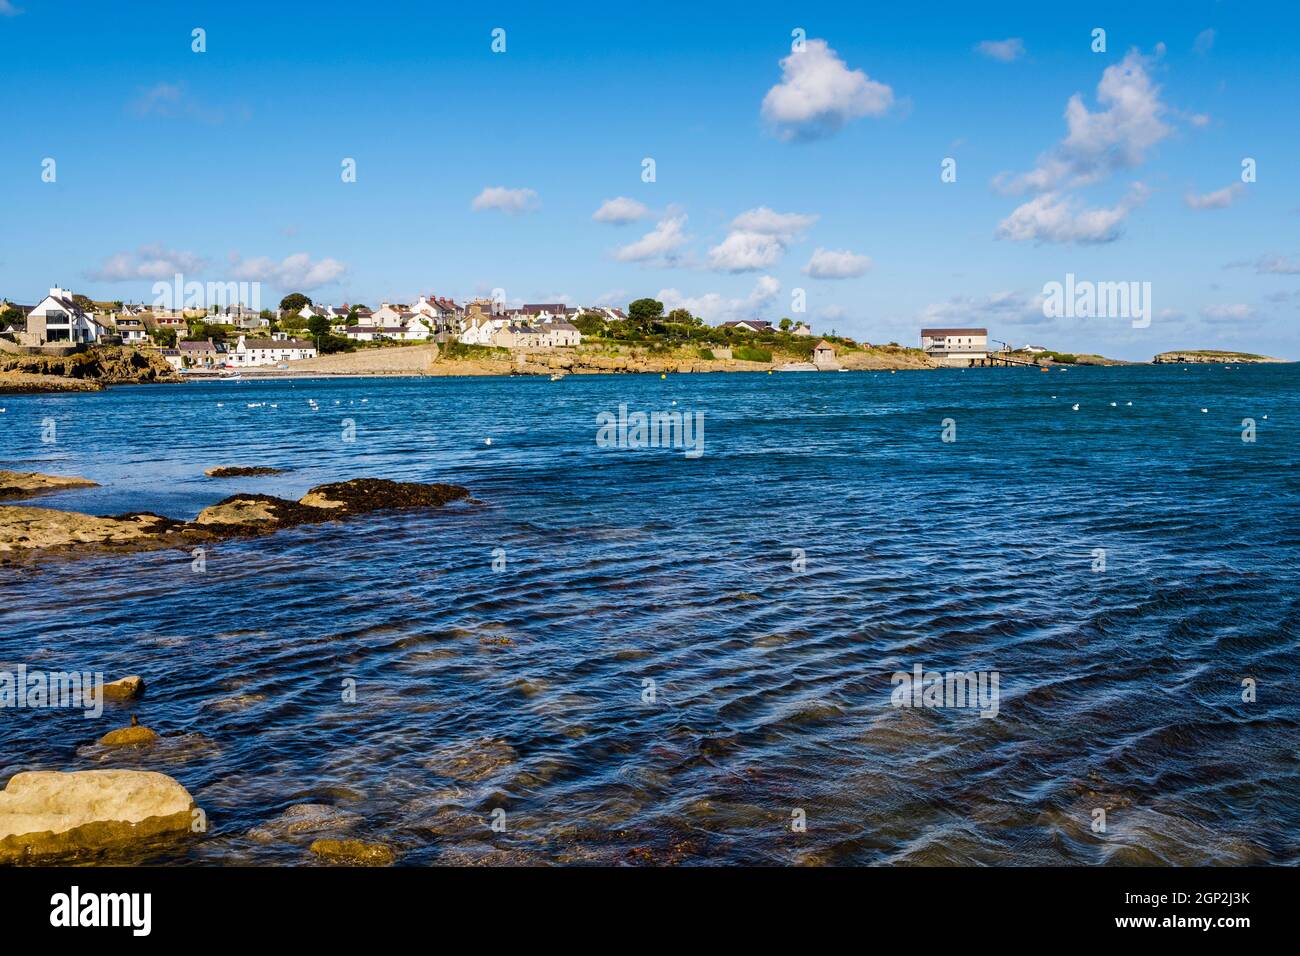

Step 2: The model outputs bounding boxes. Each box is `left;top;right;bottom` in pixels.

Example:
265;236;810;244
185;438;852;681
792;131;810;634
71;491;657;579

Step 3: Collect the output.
160;334;317;370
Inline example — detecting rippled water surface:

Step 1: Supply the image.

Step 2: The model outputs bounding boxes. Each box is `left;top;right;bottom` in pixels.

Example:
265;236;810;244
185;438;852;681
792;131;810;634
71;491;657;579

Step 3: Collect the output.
2;365;1298;865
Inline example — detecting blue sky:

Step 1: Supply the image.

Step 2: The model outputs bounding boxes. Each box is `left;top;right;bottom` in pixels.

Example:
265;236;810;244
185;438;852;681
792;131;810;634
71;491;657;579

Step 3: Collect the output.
1;0;1297;359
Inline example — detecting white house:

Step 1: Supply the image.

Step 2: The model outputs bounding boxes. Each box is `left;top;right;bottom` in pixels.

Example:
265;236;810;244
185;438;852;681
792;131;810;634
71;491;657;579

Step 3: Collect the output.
26;287;107;344
369;303;406;326
720;319;773;333
226;335;318;366
113;317;149;344
458;316;506;345
541;321;582;347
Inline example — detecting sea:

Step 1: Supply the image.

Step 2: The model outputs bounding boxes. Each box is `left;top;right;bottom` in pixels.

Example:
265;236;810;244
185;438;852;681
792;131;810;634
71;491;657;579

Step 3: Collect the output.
1;363;1297;865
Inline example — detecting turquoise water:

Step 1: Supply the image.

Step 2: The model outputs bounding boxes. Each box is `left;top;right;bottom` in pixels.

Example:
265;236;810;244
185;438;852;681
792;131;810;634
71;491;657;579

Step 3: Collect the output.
1;364;1297;864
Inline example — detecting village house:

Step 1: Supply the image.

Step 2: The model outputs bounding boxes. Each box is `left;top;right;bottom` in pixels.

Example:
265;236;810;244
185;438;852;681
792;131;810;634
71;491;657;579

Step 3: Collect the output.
226;335;318;366
491;323;543;348
159;348;183;371
920;328;990;367
720;319;774;333
457;315;504;345
541;321;582;347
178;338;225;369
22;287;110;345
112;316;149;344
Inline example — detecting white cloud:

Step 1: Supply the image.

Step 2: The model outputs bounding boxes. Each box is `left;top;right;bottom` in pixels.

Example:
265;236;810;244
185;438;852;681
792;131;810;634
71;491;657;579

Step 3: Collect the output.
803;248;872;279
707;231;786;272
1184;183;1244;209
1200;303;1253;322
657;275;781;324
128;82;234;124
707;206;817;272
996;186;1147;244
761;39;894;141
996;49;1170;193
87;245;209;282
730;206;818;237
613;214;689;264
1227;255;1300;275
920;290;1049;327
592;197;649;224
0;1;22;16
976;38;1026;62
1194;29;1216;55
229;252;348;291
471;186;539;215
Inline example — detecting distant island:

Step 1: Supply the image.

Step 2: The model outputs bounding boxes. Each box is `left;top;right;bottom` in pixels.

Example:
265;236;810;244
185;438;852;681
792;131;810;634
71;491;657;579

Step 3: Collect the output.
1153;350;1287;364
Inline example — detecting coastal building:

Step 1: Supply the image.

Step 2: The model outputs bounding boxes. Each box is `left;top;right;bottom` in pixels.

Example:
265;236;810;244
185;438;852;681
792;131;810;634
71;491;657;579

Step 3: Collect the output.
159;348;183;370
23;288;109;345
720;319;774;333
113;317;149;344
178;338;225;369
812;339;840;370
920;327;990;367
541;321;582;347
492;323;543;348
226;335;317;366
792;323;813;337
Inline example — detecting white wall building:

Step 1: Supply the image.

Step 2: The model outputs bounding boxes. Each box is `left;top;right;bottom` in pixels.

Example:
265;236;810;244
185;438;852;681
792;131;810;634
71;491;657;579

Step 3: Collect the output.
26;287;107;344
226;335;318;366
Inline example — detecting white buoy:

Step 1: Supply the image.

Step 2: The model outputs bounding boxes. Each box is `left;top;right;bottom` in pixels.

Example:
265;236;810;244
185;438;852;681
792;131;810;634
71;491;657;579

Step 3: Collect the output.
1110;402;1117;407
1072;403;1080;411
1201;408;1208;413
484;438;492;446
1126;401;1132;406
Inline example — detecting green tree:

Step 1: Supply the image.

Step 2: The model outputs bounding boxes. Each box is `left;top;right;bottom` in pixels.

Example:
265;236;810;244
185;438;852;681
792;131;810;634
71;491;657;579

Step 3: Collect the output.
306;315;331;340
627;298;664;331
150;327;178;347
779;317;792;331
279;292;312;315
72;294;96;313
281;315;309;332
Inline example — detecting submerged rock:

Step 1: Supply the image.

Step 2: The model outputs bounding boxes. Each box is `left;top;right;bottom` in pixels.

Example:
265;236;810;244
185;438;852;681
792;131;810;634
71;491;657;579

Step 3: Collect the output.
0;470;99;502
299;478;470;512
204;466;288;478
309;838;396;866
0;476;470;564
246;803;363;843
0;769;196;864
102;675;145;700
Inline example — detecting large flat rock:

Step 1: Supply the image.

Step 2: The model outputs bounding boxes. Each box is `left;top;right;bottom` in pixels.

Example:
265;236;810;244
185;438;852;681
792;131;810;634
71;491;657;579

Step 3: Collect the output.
0;769;196;864
0;470;99;502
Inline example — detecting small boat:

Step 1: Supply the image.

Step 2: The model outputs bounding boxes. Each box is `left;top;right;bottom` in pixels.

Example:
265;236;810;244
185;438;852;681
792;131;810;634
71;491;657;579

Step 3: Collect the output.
549;372;566;381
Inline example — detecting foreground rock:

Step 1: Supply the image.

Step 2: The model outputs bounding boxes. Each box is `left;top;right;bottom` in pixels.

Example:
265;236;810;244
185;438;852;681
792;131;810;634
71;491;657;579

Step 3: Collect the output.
0;769;195;864
0;477;469;564
0;469;99;502
0;371;103;394
204;466;287;478
98;725;159;747
310;838;396;866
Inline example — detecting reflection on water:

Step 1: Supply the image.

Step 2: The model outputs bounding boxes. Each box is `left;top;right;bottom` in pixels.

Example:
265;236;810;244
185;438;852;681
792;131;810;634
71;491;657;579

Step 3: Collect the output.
1;365;1297;865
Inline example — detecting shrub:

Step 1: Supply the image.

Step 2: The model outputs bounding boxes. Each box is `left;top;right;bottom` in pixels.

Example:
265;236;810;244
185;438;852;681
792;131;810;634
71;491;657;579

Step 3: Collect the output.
733;345;772;363
698;348;715;360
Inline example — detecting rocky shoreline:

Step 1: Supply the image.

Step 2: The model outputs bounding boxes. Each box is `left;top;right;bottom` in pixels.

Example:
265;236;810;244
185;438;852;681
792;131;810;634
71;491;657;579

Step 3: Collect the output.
0;474;470;565
0;345;181;393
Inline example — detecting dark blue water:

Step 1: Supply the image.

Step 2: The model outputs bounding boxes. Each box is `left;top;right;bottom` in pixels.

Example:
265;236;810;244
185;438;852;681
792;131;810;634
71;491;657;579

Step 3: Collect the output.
2;364;1298;865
